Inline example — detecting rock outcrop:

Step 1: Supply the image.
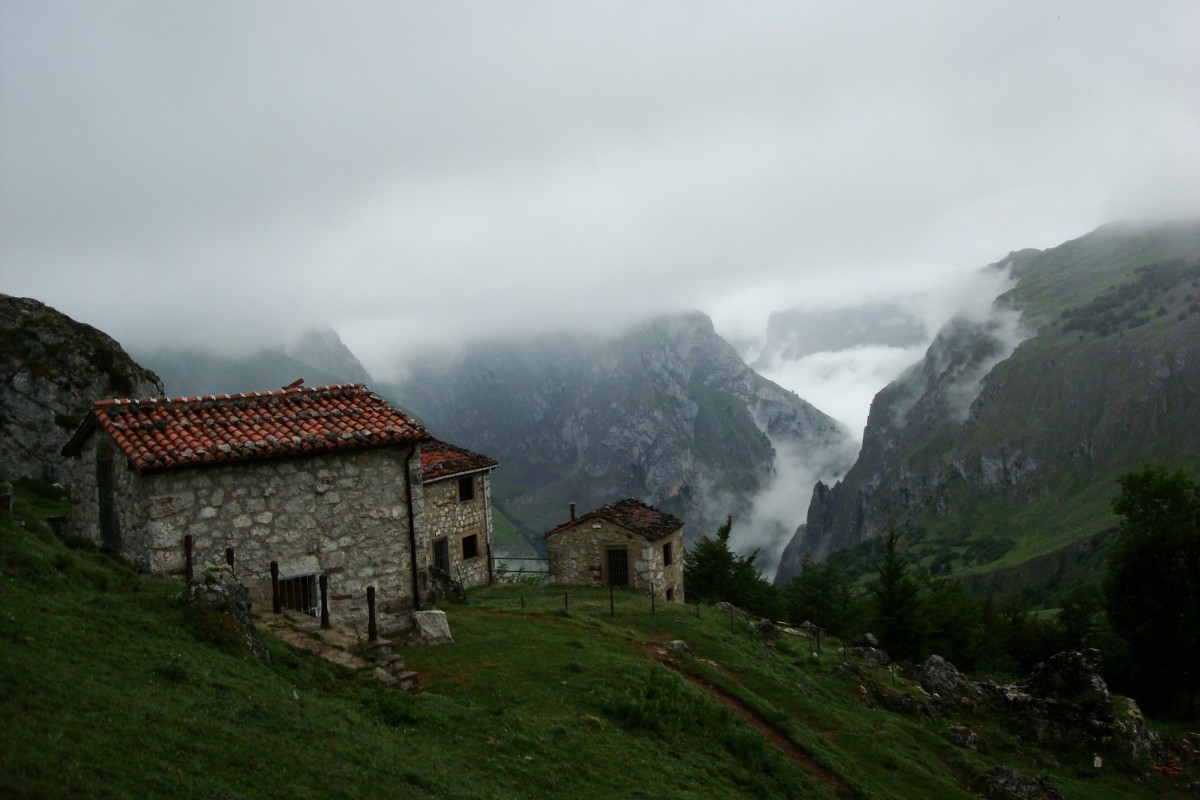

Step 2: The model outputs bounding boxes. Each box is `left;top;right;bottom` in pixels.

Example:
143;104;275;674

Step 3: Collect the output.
0;294;162;483
979;649;1157;759
183;568;271;666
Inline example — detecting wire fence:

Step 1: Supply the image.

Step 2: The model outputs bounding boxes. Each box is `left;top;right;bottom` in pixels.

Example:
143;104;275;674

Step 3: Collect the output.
492;556;550;584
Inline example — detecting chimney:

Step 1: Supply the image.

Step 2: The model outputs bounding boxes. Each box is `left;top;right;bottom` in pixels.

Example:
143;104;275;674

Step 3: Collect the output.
569;502;576;521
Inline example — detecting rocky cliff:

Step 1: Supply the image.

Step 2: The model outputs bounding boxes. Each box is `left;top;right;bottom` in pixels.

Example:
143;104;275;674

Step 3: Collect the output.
387;310;854;543
0;294;163;482
139;327;368;397
776;221;1200;588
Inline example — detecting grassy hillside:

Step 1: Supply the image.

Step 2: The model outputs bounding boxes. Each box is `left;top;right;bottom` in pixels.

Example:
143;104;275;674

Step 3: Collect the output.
2;483;1194;799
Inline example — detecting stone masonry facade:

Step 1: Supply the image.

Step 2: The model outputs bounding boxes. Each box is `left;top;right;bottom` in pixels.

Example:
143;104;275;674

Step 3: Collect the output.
422;471;493;588
68;429;428;627
547;517;684;600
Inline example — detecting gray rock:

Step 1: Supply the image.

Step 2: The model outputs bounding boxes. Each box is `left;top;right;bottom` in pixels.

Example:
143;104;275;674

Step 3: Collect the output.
411;609;453;645
846;646;891;669
972;766;1063;800
848;632;880;648
183;568;270;666
909;654;966;697
660;639;691;656
753;618;779;646
1025;649;1108;701
976;650;1159;759
0;294;162;483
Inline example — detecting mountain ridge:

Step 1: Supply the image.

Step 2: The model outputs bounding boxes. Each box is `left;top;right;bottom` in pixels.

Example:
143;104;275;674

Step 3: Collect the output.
776;220;1200;591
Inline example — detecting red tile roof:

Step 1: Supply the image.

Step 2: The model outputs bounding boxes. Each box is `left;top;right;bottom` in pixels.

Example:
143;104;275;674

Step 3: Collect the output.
419;439;498;483
544;498;683;541
63;383;430;472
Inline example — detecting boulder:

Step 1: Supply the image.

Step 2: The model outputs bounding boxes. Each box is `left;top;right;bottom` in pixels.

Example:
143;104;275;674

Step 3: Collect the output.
412;610;453;645
978;649;1158;759
1025;649;1108;701
660;639;691;657
848;632;880;648
846;646;892;669
753;618;779;647
183;568;270;666
972;766;1063;800
907;654;983;703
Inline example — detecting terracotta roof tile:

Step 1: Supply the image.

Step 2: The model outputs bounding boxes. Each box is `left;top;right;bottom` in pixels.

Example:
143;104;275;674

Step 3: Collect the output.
63;383;430;471
419;439;498;483
544;498;683;541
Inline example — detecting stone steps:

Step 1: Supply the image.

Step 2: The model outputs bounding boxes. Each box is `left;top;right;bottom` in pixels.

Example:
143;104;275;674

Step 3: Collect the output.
253;606;417;691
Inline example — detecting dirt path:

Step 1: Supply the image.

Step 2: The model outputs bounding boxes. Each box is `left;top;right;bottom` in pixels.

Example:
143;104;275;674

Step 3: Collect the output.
642;643;851;796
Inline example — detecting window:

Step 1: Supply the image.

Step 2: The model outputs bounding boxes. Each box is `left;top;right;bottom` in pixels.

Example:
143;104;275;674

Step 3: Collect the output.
433;537;450;575
663;541;673;567
462;534;479;560
95;445;120;553
458;476;475;501
279;574;319;617
606;546;629;588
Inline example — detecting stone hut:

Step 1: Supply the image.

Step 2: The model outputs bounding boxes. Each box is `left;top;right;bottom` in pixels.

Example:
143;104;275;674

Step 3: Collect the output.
544;498;684;601
419;439;498;589
61;383;437;626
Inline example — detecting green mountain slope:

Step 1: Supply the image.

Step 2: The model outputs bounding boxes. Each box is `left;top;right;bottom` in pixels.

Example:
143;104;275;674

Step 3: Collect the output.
779;221;1200;598
2;483;1192;799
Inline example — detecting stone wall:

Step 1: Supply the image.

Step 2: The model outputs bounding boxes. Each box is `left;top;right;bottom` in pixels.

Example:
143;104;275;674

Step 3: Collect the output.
66;430;427;626
547;518;684;600
422;471;493;588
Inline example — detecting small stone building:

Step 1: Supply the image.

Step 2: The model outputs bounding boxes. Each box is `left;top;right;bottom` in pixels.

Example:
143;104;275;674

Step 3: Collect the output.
62;383;441;626
544;498;684;601
419;439;498;589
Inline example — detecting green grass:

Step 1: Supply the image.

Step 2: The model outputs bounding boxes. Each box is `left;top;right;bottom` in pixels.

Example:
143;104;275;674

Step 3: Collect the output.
2;485;1195;798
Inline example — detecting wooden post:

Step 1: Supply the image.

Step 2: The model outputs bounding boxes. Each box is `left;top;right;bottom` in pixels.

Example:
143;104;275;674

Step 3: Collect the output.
367;586;377;643
319;574;330;629
609;584;615;617
520;596;525;611
564;592;569;611
695;598;700;617
270;561;281;614
651;589;656;615
225;547;235;567
184;535;194;582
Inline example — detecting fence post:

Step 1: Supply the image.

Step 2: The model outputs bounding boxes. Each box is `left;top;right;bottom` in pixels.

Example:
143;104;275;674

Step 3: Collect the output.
270;561;281;614
520;596;525;611
651;589;655;615
183;534;194;582
695;597;700;617
564;591;569;611
729;603;735;630
609;584;615;617
367;586;377;642
319;574;330;629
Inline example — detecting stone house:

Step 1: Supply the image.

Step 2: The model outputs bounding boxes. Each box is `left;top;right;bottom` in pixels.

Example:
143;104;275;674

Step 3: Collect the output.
419;439;498;590
61;382;492;627
544;498;684;601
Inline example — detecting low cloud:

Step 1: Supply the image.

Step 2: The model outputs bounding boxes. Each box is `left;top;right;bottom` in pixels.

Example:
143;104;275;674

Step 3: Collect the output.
728;435;859;582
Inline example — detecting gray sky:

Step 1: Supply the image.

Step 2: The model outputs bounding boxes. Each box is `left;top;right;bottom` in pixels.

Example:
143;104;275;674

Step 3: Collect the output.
4;1;1199;414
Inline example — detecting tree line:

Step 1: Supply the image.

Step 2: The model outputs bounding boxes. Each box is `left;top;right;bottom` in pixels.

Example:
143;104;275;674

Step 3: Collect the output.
684;465;1199;720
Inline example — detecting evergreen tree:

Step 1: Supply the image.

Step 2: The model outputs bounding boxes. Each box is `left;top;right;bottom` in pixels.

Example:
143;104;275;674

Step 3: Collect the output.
1104;466;1200;719
869;528;922;660
683;516;782;618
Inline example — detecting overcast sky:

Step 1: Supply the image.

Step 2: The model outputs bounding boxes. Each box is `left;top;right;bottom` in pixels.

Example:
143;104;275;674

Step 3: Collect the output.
4;2;1199;418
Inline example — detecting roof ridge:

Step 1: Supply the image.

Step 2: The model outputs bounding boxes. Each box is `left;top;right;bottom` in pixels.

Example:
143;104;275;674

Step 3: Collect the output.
93;381;369;411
